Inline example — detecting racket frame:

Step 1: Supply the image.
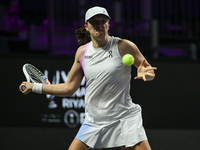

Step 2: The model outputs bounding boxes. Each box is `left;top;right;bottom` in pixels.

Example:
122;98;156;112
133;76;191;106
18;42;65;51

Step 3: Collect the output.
21;63;51;91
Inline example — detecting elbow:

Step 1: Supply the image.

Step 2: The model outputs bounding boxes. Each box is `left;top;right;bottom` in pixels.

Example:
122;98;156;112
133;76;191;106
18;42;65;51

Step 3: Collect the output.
67;90;75;97
62;88;74;97
63;85;76;97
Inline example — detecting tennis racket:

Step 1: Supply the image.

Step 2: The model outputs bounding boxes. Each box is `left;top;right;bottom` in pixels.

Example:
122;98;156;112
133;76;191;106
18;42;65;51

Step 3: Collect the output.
20;63;51;91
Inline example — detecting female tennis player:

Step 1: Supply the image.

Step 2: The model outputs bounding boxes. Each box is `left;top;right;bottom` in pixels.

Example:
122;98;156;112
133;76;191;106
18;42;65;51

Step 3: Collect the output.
20;6;157;150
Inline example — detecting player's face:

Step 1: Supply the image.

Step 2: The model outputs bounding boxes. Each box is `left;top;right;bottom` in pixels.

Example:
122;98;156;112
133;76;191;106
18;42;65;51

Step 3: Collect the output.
85;15;110;38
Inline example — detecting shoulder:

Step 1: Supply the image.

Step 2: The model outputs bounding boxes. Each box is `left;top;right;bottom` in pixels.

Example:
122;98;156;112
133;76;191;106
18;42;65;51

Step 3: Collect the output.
118;39;139;56
75;44;87;62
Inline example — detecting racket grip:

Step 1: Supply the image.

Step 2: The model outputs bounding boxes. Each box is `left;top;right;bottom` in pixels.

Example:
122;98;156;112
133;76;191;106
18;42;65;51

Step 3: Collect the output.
21;84;26;91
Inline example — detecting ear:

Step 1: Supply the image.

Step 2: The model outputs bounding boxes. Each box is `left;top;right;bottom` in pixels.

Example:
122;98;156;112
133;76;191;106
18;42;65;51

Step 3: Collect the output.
84;24;88;31
107;23;110;31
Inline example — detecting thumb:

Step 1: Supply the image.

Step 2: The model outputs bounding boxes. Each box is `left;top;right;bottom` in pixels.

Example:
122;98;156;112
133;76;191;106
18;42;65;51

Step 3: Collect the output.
140;59;145;66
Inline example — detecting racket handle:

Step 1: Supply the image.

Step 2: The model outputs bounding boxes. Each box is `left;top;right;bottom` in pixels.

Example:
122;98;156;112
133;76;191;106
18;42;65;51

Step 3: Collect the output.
21;84;26;91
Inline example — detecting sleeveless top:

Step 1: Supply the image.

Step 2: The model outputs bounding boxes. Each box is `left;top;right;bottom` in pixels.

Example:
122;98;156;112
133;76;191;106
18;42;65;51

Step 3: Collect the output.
80;36;140;125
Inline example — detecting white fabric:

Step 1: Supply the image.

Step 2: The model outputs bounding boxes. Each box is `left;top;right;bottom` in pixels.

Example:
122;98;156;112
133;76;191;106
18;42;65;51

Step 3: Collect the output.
85;6;111;23
75;105;147;149
78;36;148;148
32;83;43;94
81;36;136;124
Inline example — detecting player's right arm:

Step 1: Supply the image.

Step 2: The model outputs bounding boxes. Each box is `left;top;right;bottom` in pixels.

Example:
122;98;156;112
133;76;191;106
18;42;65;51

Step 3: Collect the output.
20;45;85;97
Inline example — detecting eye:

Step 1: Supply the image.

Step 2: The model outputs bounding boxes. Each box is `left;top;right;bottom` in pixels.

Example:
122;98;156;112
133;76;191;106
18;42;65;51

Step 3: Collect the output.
89;18;108;25
89;20;97;25
102;19;107;24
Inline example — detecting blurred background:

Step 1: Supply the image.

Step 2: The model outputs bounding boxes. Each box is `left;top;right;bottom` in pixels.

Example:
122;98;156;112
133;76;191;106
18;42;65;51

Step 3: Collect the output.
0;0;200;150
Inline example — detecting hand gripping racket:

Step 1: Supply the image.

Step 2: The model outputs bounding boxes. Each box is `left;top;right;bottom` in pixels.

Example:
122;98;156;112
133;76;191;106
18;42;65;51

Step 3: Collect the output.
20;63;51;91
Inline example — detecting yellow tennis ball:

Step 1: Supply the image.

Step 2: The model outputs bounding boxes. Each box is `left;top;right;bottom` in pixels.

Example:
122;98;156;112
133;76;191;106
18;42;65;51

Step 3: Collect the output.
122;54;134;66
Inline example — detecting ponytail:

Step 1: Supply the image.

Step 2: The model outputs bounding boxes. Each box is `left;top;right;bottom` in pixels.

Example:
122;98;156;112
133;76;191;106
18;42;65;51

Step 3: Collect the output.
75;27;91;45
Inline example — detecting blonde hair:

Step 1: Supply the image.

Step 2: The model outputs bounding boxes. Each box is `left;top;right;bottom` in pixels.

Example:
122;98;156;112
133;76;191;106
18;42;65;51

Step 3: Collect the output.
75;27;91;45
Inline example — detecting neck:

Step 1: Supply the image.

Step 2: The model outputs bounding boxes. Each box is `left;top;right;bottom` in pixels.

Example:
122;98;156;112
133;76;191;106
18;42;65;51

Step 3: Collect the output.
91;35;109;49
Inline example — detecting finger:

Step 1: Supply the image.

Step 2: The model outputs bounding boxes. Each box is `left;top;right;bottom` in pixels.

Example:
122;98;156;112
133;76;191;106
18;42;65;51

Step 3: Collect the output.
146;67;157;71
145;72;155;77
134;75;148;81
143;75;147;82
140;59;146;66
24;90;31;95
134;76;142;80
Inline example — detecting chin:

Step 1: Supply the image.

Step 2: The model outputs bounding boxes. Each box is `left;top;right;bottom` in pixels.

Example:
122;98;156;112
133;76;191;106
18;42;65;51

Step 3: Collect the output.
96;32;105;37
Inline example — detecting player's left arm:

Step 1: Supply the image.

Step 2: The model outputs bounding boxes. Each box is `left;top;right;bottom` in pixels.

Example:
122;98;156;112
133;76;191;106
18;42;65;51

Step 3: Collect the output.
118;39;157;81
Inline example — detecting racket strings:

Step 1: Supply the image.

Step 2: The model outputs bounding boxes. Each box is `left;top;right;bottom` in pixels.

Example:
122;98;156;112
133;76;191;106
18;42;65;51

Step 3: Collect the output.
25;65;47;84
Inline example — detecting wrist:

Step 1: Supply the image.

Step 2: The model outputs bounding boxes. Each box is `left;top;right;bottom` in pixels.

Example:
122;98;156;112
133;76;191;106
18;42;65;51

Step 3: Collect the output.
32;83;43;94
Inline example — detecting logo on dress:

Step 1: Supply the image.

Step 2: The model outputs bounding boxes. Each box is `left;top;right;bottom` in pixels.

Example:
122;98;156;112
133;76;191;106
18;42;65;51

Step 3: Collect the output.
109;51;113;58
84;55;93;59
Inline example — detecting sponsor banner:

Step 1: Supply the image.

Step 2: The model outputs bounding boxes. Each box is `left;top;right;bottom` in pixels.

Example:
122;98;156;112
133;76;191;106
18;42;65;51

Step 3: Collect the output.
41;69;86;128
1;55;200;129
0;55;86;128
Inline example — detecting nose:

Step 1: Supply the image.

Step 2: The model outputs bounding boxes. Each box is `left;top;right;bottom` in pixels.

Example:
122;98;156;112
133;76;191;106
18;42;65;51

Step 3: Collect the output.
93;24;101;30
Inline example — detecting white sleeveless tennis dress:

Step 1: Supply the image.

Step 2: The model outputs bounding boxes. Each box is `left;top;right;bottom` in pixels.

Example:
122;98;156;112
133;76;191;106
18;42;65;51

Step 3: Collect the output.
76;36;147;149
